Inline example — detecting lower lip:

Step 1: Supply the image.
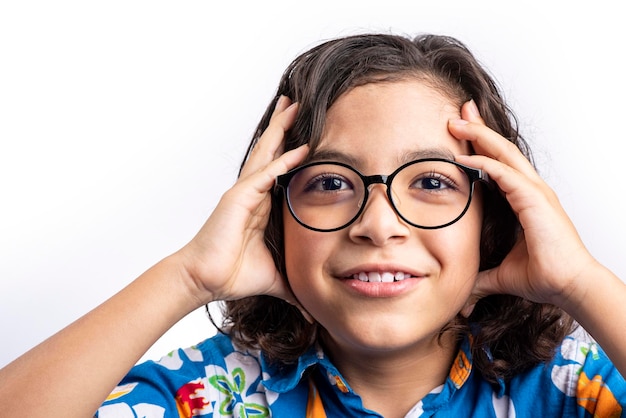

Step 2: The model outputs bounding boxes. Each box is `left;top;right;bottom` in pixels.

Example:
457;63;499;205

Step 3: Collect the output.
340;277;421;298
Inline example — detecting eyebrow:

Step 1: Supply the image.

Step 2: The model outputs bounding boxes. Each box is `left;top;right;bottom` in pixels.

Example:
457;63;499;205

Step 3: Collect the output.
402;148;456;163
306;147;457;168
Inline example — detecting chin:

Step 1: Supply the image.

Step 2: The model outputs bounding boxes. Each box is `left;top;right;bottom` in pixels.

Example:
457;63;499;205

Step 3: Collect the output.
320;319;449;356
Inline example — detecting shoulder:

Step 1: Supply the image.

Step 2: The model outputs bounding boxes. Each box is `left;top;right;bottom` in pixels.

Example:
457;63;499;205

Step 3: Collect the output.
509;326;626;417
125;331;254;382
550;327;622;395
97;332;273;417
555;327;626;396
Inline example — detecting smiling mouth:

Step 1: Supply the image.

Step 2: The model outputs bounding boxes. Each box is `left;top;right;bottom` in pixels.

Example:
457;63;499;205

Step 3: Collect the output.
350;271;415;283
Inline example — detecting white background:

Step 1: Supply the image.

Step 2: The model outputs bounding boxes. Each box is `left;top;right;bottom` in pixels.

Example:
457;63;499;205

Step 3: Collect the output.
1;1;624;369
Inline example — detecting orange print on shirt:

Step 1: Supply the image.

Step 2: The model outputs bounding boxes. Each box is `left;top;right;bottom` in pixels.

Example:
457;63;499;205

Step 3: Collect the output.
449;349;472;388
577;371;622;418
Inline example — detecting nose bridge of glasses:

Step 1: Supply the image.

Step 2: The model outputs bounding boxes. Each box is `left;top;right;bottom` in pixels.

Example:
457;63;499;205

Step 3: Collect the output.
362;174;390;190
359;174;396;211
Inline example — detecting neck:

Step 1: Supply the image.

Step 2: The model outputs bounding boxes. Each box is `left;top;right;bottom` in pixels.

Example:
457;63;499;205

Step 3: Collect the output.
321;331;459;418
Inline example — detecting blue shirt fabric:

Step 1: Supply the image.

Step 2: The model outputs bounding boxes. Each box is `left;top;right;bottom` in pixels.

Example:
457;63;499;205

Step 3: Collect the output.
96;327;625;417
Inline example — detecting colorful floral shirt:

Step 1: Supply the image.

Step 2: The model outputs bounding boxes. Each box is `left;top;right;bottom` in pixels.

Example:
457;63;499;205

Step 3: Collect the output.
96;327;625;417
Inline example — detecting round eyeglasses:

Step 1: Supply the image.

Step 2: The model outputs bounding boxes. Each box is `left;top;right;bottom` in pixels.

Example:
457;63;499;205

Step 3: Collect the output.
274;158;489;232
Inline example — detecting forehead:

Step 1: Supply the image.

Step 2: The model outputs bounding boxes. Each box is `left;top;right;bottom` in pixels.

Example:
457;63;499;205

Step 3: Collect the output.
314;80;469;169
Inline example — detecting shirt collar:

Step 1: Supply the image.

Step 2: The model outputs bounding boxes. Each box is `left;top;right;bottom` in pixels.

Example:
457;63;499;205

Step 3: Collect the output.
258;332;506;398
260;341;335;393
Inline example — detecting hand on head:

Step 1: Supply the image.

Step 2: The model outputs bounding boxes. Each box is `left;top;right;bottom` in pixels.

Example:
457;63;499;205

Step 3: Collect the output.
449;100;597;316
176;96;311;320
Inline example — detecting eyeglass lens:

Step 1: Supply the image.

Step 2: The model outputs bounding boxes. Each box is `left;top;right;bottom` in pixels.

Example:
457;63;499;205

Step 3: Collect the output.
284;161;473;231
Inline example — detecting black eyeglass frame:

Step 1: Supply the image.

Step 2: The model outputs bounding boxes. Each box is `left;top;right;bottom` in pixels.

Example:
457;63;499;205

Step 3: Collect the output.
274;157;490;232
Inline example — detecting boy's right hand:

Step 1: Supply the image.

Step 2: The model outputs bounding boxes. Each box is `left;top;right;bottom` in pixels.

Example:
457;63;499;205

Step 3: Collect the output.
174;96;309;310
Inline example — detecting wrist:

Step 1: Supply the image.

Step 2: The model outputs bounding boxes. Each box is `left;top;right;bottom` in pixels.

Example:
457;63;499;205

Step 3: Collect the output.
164;247;217;309
554;258;608;318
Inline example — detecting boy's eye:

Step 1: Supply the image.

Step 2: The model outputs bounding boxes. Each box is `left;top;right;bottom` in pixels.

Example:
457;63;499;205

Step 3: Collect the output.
409;171;459;192
308;175;351;192
416;177;446;190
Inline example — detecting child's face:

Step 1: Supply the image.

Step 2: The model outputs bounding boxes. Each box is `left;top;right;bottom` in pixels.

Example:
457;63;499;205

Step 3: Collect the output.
283;80;482;356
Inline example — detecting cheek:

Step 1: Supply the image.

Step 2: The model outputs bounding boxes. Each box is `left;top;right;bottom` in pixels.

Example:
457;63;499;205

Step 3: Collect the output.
283;214;299;273
283;213;323;288
431;202;483;278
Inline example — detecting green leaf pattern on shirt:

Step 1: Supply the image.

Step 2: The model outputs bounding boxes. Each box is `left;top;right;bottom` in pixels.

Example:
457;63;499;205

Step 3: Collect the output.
207;352;272;417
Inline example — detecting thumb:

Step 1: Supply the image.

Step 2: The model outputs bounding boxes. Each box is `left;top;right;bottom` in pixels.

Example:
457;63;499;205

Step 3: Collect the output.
267;280;315;324
287;299;315;324
460;267;504;318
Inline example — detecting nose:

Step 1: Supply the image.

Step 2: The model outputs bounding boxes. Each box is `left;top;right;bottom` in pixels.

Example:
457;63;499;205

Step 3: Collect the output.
348;184;410;246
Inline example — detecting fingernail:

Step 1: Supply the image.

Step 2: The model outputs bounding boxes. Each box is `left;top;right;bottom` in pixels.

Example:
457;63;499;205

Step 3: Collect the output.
468;99;480;117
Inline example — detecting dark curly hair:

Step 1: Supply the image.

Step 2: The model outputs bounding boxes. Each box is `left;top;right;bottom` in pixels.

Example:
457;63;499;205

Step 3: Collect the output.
216;32;574;383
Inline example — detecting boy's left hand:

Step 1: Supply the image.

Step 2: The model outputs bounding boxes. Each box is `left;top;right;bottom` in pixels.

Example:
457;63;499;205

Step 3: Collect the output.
448;100;598;315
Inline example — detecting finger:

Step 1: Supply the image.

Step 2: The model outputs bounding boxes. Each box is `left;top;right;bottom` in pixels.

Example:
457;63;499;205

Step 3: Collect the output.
234;143;309;205
240;97;299;178
262;276;316;324
461;99;485;124
456;152;564;234
450;101;537;180
474;267;507;298
269;97;291;160
458;100;491;157
448;118;540;181
455;153;551;213
276;294;315;324
267;95;292;159
241;97;297;177
460;266;505;318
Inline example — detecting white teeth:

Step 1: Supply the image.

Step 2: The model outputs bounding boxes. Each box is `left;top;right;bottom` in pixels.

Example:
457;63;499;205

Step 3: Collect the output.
370;272;382;282
352;272;412;282
381;272;394;283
